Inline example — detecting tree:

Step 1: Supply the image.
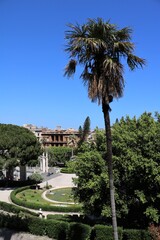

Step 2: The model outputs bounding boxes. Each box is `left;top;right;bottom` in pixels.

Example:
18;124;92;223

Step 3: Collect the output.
73;112;160;227
28;172;43;189
64;17;145;239
82;116;91;141
0;124;42;180
73;151;110;217
93;127;107;155
112;112;160;227
78;116;91;147
78;126;83;140
47;146;72;166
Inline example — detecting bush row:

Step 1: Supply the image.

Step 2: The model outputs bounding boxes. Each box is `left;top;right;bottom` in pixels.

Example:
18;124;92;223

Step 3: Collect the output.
0;200;38;217
0;180;35;187
47;213;112;226
122;229;152;240
10;186;82;213
91;225;151;240
47;215;152;240
0;212;151;240
0;213;90;240
60;168;74;174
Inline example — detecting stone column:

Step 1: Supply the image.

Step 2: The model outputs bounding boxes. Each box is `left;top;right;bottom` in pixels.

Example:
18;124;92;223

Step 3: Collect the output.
42;152;45;173
45;151;49;173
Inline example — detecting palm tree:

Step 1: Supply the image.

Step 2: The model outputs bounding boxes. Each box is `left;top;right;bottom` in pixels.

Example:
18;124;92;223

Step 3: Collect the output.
64;18;145;240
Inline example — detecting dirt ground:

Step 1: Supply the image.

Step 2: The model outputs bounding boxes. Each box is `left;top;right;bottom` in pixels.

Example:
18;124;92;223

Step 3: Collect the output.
0;228;54;240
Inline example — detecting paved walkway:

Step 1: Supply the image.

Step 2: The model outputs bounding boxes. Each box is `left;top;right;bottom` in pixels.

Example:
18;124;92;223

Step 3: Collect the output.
40;173;76;188
0;173;79;217
0;188;13;204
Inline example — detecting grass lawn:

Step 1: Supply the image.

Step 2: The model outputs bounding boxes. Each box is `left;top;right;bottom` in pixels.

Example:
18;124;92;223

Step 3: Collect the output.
46;187;74;203
16;189;49;205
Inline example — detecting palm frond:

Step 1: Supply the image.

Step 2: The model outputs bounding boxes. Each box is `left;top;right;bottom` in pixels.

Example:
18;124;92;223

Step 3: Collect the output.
127;54;146;70
64;59;77;77
116;27;132;41
65;23;86;39
88;75;101;104
103;57;124;98
114;42;134;55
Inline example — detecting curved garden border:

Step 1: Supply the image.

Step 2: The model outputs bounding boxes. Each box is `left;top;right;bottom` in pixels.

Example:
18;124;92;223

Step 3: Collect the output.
10;186;81;213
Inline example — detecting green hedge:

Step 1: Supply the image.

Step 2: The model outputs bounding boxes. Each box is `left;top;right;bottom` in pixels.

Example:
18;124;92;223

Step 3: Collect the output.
29;217;91;240
10;186;81;213
45;219;69;240
93;225;151;240
123;229;151;240
0;213;69;239
92;225;123;240
0;200;38;217
0;180;35;188
28;217;47;236
68;222;91;240
61;168;75;174
0;213;29;231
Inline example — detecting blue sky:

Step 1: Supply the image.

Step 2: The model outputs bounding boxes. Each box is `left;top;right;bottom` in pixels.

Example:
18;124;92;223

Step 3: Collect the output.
0;0;160;130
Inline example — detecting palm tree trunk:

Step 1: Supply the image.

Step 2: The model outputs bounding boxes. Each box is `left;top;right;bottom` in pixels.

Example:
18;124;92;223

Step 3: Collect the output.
102;102;118;240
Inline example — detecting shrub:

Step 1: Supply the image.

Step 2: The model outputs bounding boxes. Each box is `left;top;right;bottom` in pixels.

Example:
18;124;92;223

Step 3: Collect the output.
28;217;46;236
68;222;91;240
123;229;151;240
28;173;43;186
61;168;74;174
46;219;69;240
92;225;123;240
0;213;29;231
